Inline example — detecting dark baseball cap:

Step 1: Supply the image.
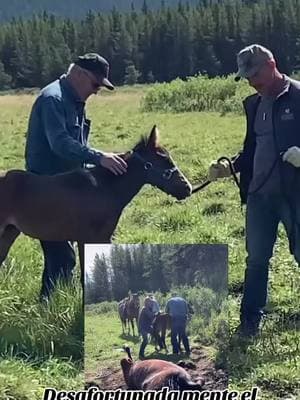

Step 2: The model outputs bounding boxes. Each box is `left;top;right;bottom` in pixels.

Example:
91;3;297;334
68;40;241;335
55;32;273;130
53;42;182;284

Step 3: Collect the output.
234;44;274;82
75;53;114;90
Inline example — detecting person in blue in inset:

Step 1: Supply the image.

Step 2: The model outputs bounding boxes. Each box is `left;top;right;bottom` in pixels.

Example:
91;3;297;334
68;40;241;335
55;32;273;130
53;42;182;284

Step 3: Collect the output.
138;297;155;359
149;294;160;314
25;53;127;300
165;294;191;356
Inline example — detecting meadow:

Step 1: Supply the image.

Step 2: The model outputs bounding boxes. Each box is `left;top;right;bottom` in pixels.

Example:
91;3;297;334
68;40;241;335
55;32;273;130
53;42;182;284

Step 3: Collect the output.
0;78;299;399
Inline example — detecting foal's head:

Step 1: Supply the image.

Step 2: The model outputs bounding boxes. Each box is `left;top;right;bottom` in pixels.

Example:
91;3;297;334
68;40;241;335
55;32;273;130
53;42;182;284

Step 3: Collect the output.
128;293;140;314
131;126;192;200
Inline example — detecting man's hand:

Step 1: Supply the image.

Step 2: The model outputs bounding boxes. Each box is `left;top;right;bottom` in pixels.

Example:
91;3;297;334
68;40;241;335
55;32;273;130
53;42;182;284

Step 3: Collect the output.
100;152;128;175
208;159;231;181
282;146;300;167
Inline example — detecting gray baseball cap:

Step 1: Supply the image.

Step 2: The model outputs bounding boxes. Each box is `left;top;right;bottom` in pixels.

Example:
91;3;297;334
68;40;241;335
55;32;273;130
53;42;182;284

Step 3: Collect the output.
235;44;274;82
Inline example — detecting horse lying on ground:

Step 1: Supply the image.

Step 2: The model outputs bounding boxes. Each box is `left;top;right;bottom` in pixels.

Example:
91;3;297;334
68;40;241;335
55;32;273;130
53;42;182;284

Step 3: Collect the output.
120;346;202;391
0;126;192;280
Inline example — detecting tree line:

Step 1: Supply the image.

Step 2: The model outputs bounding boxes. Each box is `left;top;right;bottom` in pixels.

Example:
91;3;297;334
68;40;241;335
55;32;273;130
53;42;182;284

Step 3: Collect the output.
0;0;216;21
0;0;299;90
85;244;227;304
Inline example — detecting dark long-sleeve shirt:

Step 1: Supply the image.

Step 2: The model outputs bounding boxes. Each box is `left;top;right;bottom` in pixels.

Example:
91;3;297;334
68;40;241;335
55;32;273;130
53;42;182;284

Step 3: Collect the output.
25;75;102;175
138;306;154;334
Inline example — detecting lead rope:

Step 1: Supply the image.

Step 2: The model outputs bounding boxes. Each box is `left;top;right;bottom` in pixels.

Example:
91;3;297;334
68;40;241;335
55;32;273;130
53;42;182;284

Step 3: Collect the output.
191;156;240;194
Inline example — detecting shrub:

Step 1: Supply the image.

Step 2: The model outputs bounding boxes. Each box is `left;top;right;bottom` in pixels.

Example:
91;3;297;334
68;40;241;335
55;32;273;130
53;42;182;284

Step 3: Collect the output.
142;75;254;114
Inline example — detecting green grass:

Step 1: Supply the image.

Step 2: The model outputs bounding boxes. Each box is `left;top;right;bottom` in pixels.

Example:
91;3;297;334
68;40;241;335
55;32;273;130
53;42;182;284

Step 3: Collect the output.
0;196;83;396
0;358;82;400
0;84;299;398
85;313;126;372
0;237;84;398
84;308;219;373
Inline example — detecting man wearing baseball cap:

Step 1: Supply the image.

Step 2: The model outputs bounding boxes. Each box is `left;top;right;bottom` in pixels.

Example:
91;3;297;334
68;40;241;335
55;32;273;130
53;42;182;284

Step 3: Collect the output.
208;44;300;336
25;52;127;300
74;53;115;91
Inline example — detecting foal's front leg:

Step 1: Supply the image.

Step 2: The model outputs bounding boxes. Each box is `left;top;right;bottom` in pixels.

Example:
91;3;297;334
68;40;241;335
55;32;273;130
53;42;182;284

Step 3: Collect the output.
0;225;20;266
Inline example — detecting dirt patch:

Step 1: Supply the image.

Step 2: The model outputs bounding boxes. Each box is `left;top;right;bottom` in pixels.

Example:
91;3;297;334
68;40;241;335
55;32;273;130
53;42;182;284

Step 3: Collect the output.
188;347;227;390
85;368;126;390
85;347;227;390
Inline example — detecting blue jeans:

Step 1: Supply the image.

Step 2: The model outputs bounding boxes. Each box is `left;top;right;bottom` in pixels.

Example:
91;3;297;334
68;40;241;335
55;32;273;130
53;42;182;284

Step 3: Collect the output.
241;193;300;319
40;241;76;299
171;316;190;354
139;330;151;357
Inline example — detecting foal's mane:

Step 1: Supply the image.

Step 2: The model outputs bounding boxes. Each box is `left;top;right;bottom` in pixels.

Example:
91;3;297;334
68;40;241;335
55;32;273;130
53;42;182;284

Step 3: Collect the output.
133;135;168;156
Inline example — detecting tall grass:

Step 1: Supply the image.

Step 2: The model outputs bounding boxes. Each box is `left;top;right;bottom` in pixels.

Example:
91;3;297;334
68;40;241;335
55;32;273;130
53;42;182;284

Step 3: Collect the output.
0;254;83;361
0;357;83;400
85;301;118;314
0;237;83;398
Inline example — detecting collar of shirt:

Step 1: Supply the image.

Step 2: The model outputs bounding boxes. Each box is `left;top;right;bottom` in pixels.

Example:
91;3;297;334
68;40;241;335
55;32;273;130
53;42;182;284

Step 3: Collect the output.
259;74;290;102
277;74;290;98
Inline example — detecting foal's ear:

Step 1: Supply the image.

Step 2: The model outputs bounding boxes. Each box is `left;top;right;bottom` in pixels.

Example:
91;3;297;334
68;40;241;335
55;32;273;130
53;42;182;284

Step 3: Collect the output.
147;125;160;149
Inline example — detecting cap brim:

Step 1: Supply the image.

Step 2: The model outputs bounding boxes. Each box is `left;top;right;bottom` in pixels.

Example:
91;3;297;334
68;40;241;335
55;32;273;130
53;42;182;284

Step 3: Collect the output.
102;77;114;91
234;67;247;82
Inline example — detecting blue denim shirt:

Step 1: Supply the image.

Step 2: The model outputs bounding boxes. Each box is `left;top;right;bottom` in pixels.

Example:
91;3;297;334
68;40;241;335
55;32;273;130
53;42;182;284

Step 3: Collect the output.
25;75;102;175
165;297;188;319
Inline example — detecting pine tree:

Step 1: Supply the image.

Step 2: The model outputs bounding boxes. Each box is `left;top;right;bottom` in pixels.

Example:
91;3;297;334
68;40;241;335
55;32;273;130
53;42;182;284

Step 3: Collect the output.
85;272;95;304
146;70;155;83
92;253;112;302
111;245;129;300
144;246;168;292
1;1;300;88
124;63;141;84
0;60;12;89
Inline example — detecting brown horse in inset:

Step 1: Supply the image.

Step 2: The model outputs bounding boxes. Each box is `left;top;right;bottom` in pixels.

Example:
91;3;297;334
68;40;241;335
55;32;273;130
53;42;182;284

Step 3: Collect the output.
152;312;172;351
118;298;129;334
0;126;192;282
125;293;140;336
